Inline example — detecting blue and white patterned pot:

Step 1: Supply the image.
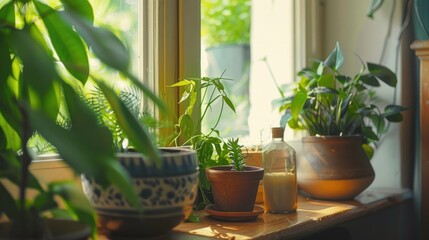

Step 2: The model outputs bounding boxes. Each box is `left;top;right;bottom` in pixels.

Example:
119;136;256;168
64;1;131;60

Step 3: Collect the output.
81;147;198;238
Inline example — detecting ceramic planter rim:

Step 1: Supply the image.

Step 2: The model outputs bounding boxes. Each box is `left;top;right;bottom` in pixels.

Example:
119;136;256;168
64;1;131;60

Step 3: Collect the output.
115;147;196;158
206;165;263;173
302;134;364;143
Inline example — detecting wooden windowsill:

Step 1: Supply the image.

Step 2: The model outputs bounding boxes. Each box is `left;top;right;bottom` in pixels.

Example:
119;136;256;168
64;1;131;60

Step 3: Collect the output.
169;188;412;240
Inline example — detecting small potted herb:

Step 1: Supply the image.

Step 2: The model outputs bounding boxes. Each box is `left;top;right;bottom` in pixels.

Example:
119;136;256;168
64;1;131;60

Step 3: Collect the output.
205;138;264;212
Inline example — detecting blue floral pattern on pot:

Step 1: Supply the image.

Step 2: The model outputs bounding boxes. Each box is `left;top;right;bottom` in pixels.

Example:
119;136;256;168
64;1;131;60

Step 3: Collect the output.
81;147;199;237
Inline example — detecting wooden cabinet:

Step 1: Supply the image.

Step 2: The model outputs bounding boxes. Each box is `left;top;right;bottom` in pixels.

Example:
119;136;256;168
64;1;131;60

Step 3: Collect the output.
411;40;429;240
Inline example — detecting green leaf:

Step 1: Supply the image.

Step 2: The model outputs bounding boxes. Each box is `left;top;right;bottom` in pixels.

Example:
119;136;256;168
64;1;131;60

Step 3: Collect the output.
360;74;380;86
367;0;384;19
0;33;12;85
280;111;291;129
186;212;200;223
169;79;193;87
362;143;374;160
179;114;194;140
11;27;60;120
34;1;89;85
28;84;114;184
222;96;236;112
318;73;335;88
287;117;300;129
361;125;379;141
370;114;385;133
324;42;344;71
48;181;97;238
61;0;94;23
34;192;57;212
0;183;17;221
105;160;140;208
178;83;195;104
126;73;168;114
0;1;15;27
386;113;403;122
291;91;307;120
336;75;352;85
381;104;407;118
0;124;6;150
97;81;161;166
312;87;338;95
60;10;130;72
340;95;352;118
0;150;44;191
298;69;317;80
382;104;406;123
367;62;397;87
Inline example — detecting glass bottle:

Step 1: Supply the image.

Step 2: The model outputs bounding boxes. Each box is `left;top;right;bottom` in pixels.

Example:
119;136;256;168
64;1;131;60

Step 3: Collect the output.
262;127;297;213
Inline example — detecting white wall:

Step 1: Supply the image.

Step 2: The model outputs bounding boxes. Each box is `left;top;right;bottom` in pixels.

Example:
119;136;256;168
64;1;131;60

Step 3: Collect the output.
322;0;404;188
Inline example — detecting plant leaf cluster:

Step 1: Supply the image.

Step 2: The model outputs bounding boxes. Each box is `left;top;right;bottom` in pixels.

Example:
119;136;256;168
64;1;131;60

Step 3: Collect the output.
278;42;406;158
201;0;251;47
169;76;238;209
226;138;245;171
0;0;164;238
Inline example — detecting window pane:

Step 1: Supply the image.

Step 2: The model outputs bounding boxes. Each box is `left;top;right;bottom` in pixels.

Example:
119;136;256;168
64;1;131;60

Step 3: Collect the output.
201;0;295;145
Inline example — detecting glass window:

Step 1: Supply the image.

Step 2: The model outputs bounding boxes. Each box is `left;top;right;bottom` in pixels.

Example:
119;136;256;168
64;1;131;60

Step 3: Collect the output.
200;0;295;146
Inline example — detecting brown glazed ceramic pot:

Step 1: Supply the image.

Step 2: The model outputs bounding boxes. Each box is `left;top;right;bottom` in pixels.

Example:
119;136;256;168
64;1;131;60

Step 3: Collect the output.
298;135;375;200
206;166;264;212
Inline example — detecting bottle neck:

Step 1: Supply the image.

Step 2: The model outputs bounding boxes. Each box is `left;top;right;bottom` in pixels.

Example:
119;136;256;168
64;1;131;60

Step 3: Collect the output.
272;137;284;142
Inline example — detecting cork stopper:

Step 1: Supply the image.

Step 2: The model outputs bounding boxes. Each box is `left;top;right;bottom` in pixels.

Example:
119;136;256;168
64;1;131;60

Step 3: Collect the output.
271;127;284;138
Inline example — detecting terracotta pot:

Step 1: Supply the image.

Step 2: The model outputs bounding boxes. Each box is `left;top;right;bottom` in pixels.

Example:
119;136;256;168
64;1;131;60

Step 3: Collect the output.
298;135;375;200
0;219;90;240
206;166;264;212
82;147;199;238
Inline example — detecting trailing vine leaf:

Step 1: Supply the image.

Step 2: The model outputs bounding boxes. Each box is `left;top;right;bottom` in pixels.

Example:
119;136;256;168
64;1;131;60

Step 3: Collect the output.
367;0;384;19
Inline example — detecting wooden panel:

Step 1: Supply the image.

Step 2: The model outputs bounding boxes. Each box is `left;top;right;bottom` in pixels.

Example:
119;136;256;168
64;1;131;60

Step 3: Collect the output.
411;40;429;240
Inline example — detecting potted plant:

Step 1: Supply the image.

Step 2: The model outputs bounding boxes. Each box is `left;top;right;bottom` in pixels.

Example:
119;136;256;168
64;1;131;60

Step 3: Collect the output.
168;76;235;211
0;0;176;239
78;87;199;238
201;0;252;137
205;138;264;214
277;42;406;200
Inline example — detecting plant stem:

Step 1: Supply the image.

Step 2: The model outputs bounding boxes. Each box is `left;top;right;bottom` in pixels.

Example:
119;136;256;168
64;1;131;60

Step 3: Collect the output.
19;103;32;235
200;84;217;123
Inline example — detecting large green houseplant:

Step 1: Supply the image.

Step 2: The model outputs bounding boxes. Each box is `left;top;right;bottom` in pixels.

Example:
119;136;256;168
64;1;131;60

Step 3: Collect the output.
0;0;165;238
277;42;406;200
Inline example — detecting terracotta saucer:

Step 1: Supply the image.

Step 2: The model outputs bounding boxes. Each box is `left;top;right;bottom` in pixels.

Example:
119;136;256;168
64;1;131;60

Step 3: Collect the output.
204;205;264;222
